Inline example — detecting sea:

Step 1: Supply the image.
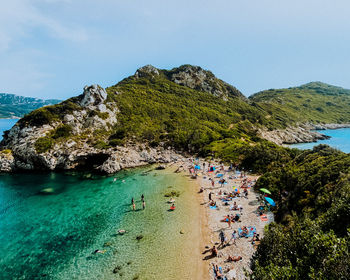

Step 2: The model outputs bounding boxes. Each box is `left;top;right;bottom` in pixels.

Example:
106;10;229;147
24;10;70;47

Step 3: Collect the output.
0;118;349;279
0;119;203;279
289;128;350;153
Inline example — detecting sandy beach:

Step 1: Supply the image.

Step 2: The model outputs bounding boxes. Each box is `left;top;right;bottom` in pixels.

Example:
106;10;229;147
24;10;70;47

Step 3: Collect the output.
174;159;273;280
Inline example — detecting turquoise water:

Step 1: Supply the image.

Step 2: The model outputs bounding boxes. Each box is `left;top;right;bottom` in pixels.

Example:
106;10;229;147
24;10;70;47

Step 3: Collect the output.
0;119;17;140
0;169;202;279
289;128;350;153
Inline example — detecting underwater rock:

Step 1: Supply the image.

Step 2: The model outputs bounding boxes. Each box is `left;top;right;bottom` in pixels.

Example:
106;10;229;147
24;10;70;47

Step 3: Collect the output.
155;165;166;170
136;234;144;241
39;188;55;194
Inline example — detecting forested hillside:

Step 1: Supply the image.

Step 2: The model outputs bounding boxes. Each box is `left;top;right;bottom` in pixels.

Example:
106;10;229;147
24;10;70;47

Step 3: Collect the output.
251;145;350;280
250;82;350;127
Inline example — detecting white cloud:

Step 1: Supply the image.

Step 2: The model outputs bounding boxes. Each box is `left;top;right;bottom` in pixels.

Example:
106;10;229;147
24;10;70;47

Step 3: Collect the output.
0;0;88;52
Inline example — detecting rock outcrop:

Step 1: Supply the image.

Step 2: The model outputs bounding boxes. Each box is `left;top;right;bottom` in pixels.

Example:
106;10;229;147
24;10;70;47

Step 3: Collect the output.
258;124;331;145
0;84;184;173
134;64;245;101
166;65;245;101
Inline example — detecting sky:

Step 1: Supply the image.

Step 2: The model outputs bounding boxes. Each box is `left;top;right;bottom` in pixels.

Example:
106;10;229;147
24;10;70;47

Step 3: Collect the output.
1;0;350;99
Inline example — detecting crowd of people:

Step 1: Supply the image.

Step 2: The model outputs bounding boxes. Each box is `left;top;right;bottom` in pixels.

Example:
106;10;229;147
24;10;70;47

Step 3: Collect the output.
186;158;264;280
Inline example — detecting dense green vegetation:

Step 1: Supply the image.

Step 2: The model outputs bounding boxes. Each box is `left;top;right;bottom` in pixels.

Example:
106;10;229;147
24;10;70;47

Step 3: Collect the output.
251;145;350;279
18;99;81;128
250;82;350;126
0;93;60;118
106;73;273;152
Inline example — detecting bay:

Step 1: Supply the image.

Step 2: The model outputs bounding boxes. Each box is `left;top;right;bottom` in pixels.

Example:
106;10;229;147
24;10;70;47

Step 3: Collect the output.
289;128;350;153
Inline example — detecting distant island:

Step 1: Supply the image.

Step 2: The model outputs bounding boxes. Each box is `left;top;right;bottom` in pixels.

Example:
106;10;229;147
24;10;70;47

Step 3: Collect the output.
0;93;60;119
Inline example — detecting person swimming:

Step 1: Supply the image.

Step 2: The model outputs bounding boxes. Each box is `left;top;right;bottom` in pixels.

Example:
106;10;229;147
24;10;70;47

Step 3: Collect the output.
93;249;106;254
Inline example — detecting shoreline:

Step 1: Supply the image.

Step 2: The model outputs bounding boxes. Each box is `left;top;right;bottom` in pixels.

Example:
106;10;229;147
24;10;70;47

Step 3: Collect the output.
169;160;211;279
179;160;273;280
259;123;350;145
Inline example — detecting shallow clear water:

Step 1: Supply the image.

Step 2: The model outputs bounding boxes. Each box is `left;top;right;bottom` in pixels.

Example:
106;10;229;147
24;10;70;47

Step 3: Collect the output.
0;169;201;280
289;128;350;153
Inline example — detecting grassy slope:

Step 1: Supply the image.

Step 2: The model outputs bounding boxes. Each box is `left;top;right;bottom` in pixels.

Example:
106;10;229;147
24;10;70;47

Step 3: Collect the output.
105;72;271;152
250;82;350;126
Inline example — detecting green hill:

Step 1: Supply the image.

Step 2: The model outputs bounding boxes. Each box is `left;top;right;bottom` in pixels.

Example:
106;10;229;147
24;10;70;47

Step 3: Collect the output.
10;66;350;172
16;65;276;157
0;93;61;118
249;82;350;126
2;66;350;280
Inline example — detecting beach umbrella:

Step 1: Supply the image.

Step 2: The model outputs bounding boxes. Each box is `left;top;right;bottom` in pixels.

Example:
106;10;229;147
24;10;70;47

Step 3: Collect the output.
195;165;201;170
264;197;276;206
260;188;271;195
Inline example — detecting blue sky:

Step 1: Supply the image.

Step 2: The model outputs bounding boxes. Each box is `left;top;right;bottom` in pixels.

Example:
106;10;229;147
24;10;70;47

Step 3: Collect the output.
1;0;350;99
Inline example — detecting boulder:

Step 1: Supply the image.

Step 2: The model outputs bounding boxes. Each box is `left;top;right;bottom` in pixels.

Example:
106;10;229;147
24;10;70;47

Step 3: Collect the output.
80;84;107;107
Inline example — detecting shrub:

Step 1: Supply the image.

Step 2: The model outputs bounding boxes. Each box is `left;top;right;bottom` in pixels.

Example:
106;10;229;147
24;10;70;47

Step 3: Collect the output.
20;108;55;127
93;140;110;150
52;124;73;139
35;137;53;153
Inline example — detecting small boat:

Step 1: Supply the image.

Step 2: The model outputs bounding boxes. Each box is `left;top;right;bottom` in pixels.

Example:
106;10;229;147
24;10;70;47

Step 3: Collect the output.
118;229;127;235
168;198;175;203
169;206;176;211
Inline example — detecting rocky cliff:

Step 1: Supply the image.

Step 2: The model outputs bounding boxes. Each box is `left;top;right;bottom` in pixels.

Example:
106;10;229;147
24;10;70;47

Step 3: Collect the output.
0;84;184;173
258;124;330;145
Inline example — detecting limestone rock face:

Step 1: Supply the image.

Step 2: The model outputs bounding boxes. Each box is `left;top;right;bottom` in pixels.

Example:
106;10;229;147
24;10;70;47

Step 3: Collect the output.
135;65;160;79
0;84;184;174
258;124;331;145
80;84;107;108
167;65;245;101
0;151;14;172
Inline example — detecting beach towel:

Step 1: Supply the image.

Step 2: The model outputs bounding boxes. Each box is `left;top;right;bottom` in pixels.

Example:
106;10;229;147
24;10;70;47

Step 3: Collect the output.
260;214;268;221
213;266;227;280
238;226;256;237
209;206;217;209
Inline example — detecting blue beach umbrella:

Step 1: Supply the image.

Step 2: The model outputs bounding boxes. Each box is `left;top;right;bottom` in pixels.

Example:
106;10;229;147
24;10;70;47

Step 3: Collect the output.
264;197;276;206
195;165;201;170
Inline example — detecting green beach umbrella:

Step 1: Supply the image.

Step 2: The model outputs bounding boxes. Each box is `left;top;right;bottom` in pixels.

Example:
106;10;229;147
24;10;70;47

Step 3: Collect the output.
260;188;271;195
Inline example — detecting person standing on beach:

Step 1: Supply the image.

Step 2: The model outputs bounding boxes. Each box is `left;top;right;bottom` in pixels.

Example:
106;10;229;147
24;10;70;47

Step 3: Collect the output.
141;194;144;202
142;200;145;210
209;192;212;201
131;197;134;205
211;180;215;188
219;230;226;247
228;216;232;228
132;202;136;211
231;230;237;245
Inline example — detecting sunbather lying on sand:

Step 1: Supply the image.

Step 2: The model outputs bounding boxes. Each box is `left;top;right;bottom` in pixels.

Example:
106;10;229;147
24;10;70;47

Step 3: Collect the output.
213;264;224;279
227;255;242;262
209;200;217;207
